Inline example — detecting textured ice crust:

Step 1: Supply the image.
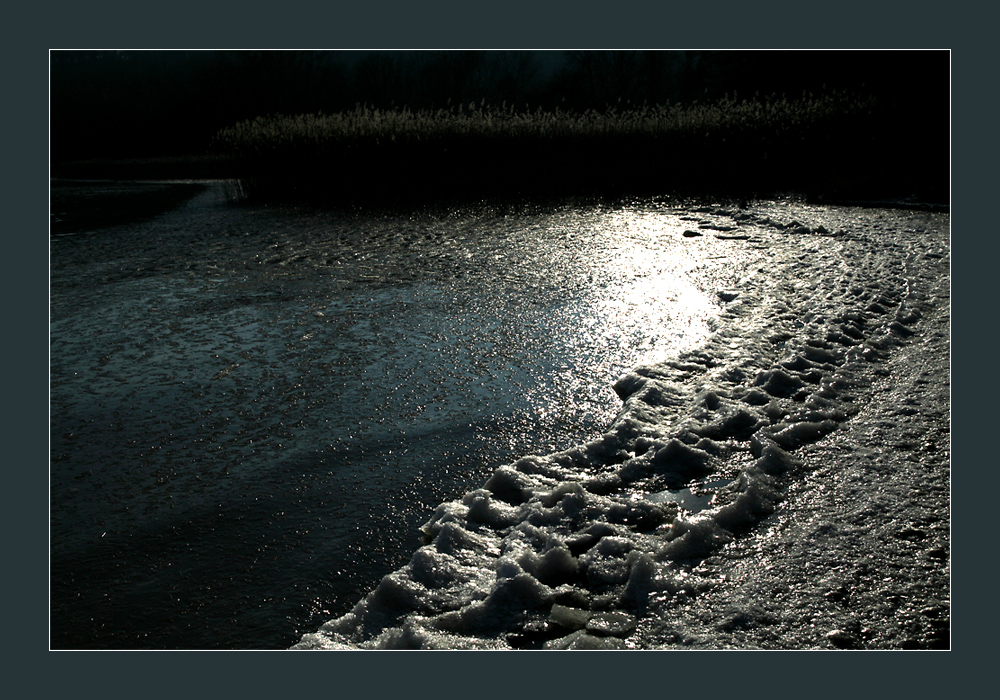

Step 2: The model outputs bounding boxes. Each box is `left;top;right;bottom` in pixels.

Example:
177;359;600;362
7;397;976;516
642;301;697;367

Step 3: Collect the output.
294;202;942;650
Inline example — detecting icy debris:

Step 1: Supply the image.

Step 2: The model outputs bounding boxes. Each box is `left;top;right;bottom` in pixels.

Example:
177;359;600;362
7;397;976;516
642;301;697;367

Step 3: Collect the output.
484;466;536;505
549;603;590;630
703;390;721;409
586;611;637;637
650;439;713;477
465;489;521;528
764;419;838;451
783;221;813;234
692;405;764;442
658;516;734;559
801;344;843;365
888;321;915;337
754;444;802;476
895;304;921;325
753;368;806;398
543;630;625;649
712;469;782;532
742;388;771;406
613;372;648;400
716;605;777;632
826;628;859;649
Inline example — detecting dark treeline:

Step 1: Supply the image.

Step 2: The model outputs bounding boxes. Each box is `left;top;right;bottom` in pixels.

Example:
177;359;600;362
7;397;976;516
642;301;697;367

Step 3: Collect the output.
50;49;949;161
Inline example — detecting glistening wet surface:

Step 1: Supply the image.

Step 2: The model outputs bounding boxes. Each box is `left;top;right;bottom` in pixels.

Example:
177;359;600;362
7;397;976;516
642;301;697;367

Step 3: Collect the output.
50;181;735;648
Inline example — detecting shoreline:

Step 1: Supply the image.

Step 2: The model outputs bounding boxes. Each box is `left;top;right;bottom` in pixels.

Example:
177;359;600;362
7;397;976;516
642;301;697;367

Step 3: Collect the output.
50;162;950;220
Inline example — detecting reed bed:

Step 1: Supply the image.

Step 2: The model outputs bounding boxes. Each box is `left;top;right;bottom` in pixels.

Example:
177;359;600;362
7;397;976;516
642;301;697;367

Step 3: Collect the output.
213;93;933;206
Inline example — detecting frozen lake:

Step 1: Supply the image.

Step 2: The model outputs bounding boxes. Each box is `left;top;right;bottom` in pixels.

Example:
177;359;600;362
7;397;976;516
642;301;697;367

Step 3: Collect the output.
50;181;949;650
50;181;734;648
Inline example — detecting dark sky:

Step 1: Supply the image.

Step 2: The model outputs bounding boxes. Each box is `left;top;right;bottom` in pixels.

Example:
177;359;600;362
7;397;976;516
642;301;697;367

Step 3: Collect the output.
49;50;949;162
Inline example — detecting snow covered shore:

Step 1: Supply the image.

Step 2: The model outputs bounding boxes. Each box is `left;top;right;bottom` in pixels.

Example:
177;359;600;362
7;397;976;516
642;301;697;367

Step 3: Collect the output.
294;200;950;650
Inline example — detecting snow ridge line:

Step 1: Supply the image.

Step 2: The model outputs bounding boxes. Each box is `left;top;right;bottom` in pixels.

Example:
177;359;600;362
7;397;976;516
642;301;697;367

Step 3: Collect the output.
294;216;923;650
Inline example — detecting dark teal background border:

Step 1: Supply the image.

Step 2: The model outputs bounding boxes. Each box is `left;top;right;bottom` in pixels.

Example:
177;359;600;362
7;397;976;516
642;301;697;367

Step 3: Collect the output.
18;0;985;695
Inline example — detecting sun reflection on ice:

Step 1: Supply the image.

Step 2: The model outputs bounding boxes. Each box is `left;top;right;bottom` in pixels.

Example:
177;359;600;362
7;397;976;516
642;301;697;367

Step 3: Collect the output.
581;210;718;367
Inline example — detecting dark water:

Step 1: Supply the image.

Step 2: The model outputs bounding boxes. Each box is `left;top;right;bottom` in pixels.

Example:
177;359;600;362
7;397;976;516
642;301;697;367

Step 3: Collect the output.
49;181;716;648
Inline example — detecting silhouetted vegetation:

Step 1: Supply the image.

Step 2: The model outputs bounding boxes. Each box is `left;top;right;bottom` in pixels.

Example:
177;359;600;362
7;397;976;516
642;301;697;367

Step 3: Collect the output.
50;50;950;205
213;93;890;205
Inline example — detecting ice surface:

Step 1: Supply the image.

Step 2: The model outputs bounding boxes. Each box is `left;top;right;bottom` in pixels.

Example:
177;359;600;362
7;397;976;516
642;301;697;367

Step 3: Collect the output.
294;201;951;650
